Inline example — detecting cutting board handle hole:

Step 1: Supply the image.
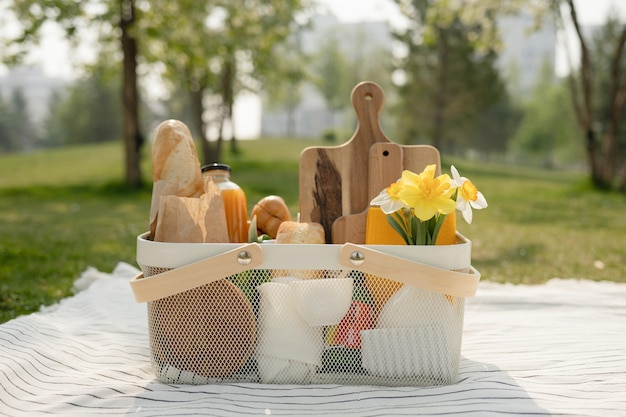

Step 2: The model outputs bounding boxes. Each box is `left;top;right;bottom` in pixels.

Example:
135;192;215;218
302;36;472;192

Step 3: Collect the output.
364;93;373;101
383;150;389;156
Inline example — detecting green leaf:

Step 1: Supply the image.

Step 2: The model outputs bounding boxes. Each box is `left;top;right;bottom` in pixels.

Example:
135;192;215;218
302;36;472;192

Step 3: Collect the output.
430;213;447;244
387;213;411;245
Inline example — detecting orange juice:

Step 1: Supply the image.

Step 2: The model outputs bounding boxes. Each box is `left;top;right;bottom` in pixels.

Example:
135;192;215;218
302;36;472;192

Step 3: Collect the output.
365;206;406;245
202;163;248;243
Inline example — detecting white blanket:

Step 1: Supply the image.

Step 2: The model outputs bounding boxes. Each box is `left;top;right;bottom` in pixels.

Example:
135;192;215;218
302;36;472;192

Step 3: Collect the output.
1;264;625;416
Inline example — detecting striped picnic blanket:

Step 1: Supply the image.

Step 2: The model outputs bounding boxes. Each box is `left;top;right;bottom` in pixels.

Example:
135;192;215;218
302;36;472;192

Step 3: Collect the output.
1;263;625;416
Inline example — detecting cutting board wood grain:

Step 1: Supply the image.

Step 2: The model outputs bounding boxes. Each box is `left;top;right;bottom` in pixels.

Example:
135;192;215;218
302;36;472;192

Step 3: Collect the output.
299;82;389;243
331;143;403;244
299;81;442;244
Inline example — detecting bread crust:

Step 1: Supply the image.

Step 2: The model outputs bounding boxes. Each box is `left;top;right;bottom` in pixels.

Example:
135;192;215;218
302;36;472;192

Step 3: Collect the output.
276;221;325;244
251;195;291;238
151;119;204;197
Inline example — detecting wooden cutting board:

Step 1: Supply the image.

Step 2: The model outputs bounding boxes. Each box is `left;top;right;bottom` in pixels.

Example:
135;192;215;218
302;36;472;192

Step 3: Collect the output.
299;81;441;244
331;142;403;244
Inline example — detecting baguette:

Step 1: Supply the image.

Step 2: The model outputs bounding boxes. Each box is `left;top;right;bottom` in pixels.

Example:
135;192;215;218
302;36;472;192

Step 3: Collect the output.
151;119;204;197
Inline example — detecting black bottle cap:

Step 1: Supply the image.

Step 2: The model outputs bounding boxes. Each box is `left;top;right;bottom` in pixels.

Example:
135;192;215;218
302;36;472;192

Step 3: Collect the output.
201;163;231;173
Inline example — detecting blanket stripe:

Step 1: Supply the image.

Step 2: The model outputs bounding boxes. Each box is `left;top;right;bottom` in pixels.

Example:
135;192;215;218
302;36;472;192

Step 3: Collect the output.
1;264;625;416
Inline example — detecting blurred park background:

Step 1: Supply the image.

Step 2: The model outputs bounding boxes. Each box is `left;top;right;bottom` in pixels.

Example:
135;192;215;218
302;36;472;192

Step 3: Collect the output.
0;0;625;322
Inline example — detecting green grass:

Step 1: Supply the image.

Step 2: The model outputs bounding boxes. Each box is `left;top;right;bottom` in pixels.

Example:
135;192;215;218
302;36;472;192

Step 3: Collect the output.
452;159;626;284
0;139;316;323
1;139;625;323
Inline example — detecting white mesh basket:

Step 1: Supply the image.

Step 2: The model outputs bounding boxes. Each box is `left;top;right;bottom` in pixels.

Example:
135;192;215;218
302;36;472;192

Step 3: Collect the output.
131;232;480;386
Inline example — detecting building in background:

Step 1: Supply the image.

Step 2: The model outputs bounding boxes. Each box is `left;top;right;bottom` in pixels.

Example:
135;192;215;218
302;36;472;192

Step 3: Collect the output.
261;11;557;139
260;15;394;139
496;11;557;95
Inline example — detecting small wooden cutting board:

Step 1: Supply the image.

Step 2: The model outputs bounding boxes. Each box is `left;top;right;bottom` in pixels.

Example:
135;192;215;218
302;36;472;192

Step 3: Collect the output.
331;142;403;244
299;81;442;244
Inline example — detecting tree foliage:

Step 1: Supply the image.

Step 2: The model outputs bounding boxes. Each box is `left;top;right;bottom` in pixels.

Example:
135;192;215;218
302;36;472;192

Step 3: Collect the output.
310;32;352;129
264;18;397;139
142;0;309;163
44;66;123;147
2;0;143;187
0;89;38;152
261;26;310;137
509;61;580;167
393;0;514;153
313;24;395;134
2;0;308;181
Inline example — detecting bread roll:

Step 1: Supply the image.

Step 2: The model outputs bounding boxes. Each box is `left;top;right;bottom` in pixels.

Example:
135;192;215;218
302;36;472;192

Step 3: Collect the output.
274;221;326;280
276;221;325;244
251;195;292;238
151;119;204;197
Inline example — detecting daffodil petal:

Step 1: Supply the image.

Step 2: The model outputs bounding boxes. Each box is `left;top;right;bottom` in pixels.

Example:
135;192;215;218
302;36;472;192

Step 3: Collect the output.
437;196;457;214
413;205;439;222
450;165;462;187
450;165;469;188
370;185;409;214
471;192;488;209
461;205;473;224
386;199;408;214
456;197;469;212
370;189;390;206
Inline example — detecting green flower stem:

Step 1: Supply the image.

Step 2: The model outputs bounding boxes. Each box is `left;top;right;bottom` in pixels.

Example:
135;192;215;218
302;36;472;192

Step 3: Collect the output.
430;213;447;245
387;211;412;245
385;210;449;246
414;215;425;245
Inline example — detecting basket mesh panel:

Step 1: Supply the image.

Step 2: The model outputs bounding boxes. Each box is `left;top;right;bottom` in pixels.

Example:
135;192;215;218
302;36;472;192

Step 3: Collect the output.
139;264;465;386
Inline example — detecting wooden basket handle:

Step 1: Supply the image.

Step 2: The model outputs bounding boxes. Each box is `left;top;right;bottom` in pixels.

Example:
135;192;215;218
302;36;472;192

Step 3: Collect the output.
129;243;264;303
130;241;480;303
338;243;480;298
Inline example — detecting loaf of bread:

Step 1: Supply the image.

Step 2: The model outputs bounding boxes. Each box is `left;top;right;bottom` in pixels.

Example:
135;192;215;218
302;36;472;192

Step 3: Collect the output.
251;195;291;238
276;221;325;244
151;119;204;197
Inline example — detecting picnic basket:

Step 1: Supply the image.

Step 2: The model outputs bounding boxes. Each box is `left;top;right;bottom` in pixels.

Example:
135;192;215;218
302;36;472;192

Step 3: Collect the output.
130;81;481;386
131;233;479;386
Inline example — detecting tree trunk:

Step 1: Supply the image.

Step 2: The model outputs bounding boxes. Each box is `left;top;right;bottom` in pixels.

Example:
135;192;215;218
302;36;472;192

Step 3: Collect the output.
120;0;142;188
189;87;218;164
220;59;238;155
433;26;448;151
601;27;626;186
228;100;238;155
566;0;607;187
216;103;225;161
618;163;626;192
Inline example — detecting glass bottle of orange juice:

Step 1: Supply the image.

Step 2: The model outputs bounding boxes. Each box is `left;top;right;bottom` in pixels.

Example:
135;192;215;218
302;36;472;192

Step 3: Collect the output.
201;163;248;243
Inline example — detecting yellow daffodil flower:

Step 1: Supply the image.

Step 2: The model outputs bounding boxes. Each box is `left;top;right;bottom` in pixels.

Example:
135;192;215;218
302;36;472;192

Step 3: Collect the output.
450;165;488;224
398;165;456;222
369;164;487;245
